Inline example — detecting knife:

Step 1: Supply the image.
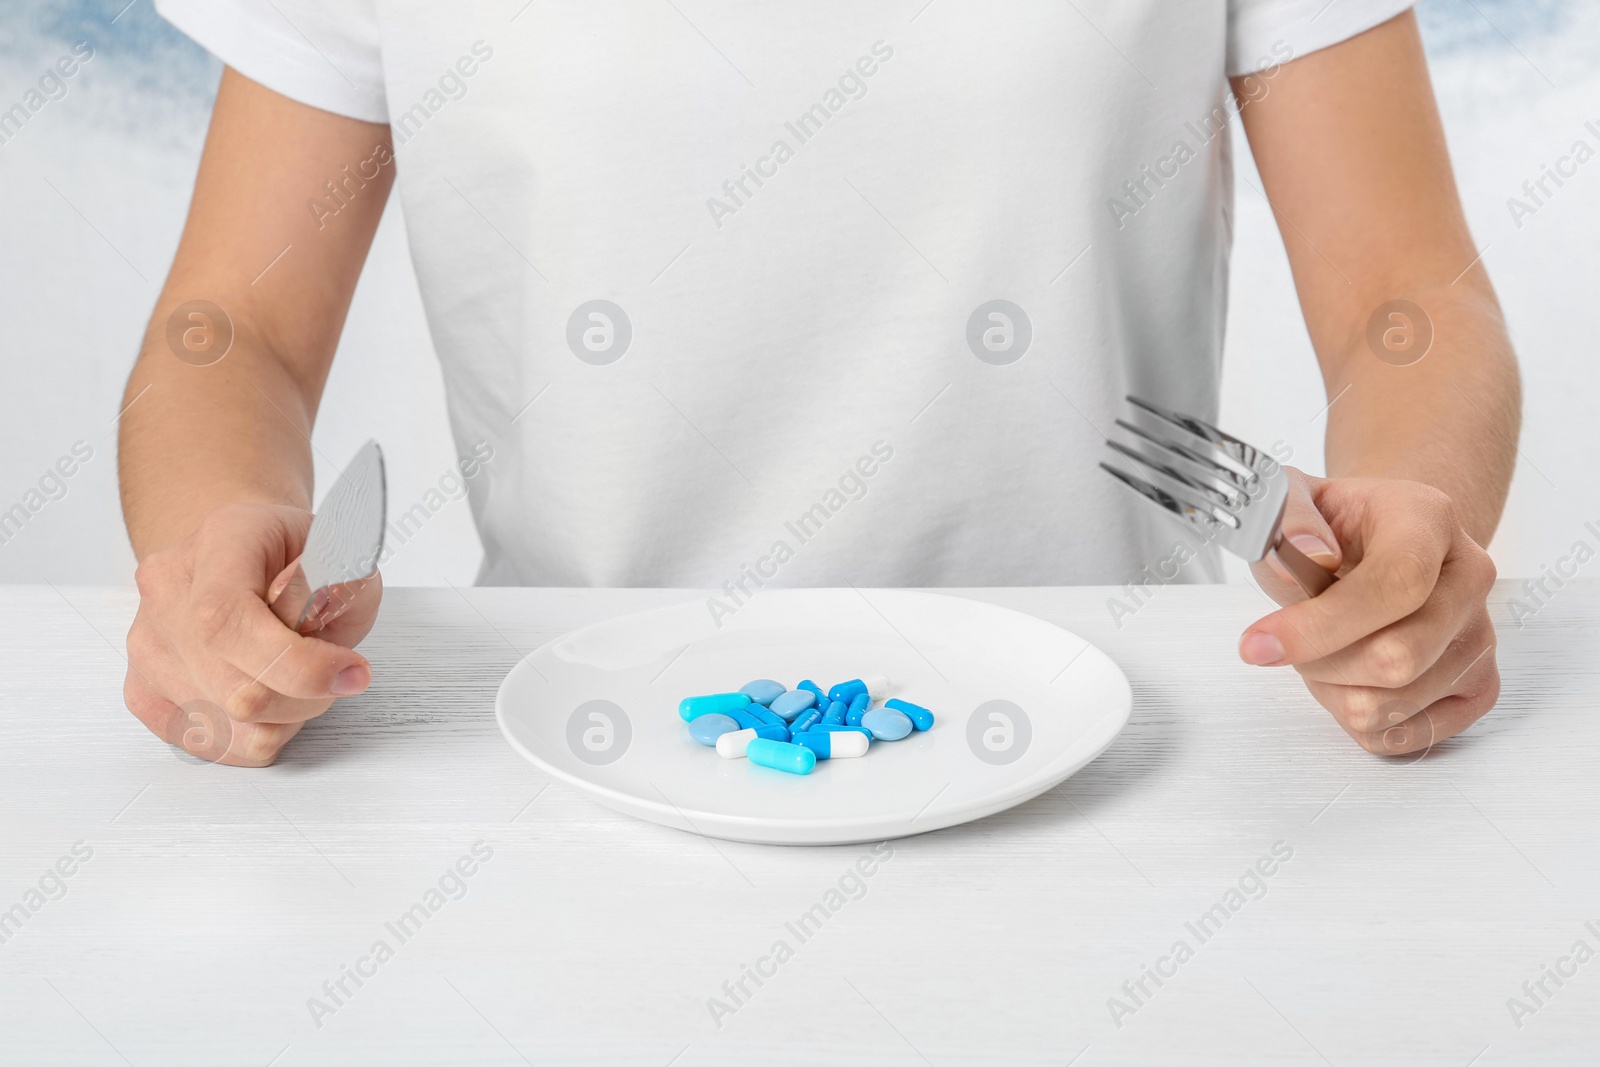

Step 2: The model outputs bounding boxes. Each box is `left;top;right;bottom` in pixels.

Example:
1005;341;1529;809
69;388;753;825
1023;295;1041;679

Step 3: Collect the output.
268;440;387;634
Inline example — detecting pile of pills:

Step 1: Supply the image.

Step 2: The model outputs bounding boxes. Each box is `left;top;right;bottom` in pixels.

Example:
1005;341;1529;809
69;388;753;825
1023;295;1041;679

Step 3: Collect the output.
677;676;936;775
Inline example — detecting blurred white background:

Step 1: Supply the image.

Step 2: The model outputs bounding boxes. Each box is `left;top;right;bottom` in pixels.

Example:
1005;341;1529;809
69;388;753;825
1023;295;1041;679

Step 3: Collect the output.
1;0;1594;587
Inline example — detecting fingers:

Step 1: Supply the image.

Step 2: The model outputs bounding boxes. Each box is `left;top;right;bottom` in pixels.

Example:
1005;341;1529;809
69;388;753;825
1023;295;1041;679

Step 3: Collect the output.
212;720;308;768
206;657;339;725
1302;612;1498;748
1306;641;1500;756
188;515;372;698
1262;468;1342;589
1289;550;1491;687
1241;484;1455;665
124;503;382;764
123;662;185;746
124;643;311;761
190;583;371;699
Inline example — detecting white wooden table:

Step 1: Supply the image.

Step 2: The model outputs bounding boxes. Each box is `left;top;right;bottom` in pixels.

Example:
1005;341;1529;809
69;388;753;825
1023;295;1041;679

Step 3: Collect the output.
2;583;1595;1066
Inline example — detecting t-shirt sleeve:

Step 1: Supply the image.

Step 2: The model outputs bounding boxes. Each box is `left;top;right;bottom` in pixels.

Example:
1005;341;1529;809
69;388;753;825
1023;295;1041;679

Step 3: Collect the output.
1226;0;1415;76
154;0;387;122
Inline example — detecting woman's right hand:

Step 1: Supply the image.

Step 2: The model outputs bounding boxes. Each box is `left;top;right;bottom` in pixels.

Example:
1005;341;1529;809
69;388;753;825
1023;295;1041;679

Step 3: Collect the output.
124;502;381;766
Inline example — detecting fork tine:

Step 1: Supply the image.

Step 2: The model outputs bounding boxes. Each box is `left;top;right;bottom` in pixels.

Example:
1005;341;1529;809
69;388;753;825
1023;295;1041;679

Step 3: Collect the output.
1110;421;1247;506
1099;462;1215;531
1124;396;1262;483
1101;453;1240;530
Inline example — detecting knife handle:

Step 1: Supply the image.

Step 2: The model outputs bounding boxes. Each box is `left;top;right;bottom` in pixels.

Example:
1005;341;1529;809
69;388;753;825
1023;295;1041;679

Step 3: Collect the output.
1271;534;1338;598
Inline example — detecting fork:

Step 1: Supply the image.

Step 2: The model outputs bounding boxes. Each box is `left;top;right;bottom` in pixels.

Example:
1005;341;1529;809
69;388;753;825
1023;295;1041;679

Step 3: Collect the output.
1099;395;1337;597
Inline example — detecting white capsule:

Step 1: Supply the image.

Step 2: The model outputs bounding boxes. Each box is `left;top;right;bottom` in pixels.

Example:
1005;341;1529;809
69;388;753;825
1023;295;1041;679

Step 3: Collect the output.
827;731;870;758
863;675;890;700
716;727;759;759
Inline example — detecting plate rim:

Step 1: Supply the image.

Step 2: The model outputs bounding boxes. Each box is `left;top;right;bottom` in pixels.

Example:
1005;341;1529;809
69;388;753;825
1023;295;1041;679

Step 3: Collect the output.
494;589;1132;843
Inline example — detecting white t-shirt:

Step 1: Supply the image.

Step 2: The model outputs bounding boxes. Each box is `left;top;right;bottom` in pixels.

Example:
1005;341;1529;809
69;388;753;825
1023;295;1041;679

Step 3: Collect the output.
158;0;1411;588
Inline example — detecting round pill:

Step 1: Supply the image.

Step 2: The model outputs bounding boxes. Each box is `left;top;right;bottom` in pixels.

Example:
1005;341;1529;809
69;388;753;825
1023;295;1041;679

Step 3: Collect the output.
862;707;913;741
769;689;816;721
688;713;739;746
739;679;786;706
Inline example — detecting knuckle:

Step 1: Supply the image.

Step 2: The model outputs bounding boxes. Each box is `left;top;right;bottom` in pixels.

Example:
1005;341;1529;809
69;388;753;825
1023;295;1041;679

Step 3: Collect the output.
1460;658;1503;711
231;726;286;766
1412;484;1453;526
134;551;180;601
121;671;152;719
1470;546;1498;594
1338;688;1386;733
1366;634;1419;688
125;618;158;666
121;673;173;734
224;681;274;724
133;557;159;598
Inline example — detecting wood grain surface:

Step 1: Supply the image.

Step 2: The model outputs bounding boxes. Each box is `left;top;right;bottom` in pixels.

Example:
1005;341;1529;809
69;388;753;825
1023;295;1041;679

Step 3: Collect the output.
1;582;1595;1065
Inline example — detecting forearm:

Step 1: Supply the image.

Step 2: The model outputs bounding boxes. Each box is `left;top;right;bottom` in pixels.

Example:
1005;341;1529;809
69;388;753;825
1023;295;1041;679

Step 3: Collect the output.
1320;281;1520;546
117;70;393;561
118;317;316;559
1232;12;1520;546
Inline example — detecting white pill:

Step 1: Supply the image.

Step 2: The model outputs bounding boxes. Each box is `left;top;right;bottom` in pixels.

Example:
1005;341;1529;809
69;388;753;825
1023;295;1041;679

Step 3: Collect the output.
863;675;890;700
716;727;758;759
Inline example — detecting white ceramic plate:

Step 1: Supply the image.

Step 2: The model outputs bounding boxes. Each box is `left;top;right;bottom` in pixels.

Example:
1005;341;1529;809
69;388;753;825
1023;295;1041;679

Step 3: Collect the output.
495;589;1132;845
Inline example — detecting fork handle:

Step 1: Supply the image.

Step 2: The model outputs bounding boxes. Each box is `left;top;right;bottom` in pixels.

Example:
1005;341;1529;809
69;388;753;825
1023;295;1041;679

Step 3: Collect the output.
1271;534;1338;598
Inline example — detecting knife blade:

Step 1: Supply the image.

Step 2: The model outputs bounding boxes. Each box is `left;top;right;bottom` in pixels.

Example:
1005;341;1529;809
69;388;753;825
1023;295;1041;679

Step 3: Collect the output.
268;440;387;633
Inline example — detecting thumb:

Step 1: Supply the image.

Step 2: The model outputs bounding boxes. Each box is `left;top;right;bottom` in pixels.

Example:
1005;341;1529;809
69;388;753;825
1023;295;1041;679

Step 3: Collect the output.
1250;467;1341;604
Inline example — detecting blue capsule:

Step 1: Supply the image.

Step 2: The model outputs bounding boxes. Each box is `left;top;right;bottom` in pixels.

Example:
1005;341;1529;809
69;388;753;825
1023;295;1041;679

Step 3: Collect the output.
679;693;751;722
827;679;865;704
884;698;934;731
794;730;870;759
748;704;786;729
790;708;823;733
727;706;763;730
861;707;913;741
747;738;816;775
739;679;786;706
828;675;888;703
686;676;926;768
688;713;739;746
769;690;816;721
